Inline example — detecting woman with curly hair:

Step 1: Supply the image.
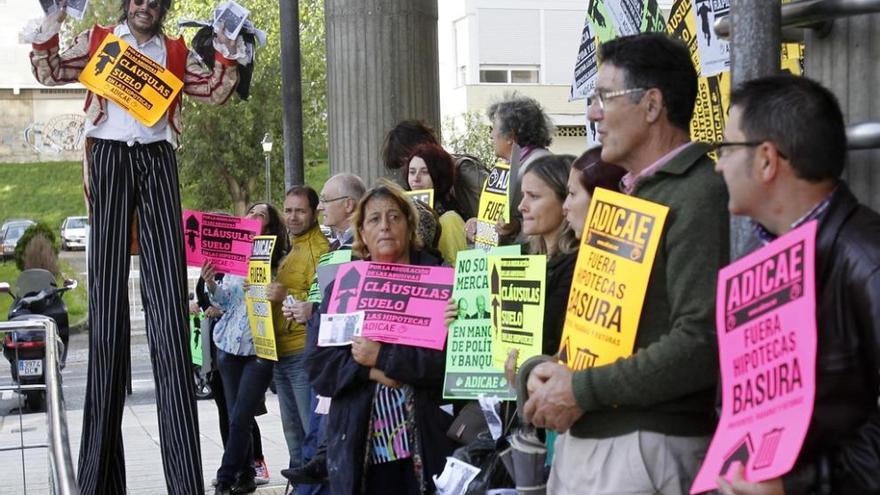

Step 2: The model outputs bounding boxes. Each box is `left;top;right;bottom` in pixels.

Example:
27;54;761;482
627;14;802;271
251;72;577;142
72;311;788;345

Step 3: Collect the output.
478;93;557;243
487;93;555;167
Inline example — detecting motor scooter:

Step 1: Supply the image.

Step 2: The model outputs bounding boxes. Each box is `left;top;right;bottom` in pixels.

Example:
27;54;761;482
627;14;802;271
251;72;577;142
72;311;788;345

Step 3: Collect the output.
0;269;76;411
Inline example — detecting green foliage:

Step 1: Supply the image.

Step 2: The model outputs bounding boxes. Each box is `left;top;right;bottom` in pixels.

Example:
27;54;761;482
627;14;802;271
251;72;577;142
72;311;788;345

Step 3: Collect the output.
442;112;497;168
66;0;329;215
175;0;328;215
304;159;330;192
14;223;58;272
0;162;87;230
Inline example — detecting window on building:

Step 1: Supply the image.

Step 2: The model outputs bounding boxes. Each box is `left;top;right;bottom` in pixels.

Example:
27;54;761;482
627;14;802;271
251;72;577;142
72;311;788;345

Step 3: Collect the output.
479;70;508;83
511;70;539;84
479;66;540;84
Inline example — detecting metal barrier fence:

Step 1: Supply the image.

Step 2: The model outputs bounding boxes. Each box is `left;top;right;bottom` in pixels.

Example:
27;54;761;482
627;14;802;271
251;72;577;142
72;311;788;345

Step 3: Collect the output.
0;318;78;495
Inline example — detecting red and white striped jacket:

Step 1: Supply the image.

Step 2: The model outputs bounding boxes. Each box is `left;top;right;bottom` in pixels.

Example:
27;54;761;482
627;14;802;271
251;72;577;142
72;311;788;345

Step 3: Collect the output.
29;24;239;147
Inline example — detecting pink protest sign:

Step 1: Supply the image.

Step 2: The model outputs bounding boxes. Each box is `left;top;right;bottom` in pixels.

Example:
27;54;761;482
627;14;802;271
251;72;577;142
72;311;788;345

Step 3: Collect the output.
182;210;262;277
328;261;454;350
691;221;818;493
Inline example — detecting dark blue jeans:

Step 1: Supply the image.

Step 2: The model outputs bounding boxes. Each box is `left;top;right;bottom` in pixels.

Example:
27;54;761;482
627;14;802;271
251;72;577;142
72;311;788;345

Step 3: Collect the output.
215;350;274;486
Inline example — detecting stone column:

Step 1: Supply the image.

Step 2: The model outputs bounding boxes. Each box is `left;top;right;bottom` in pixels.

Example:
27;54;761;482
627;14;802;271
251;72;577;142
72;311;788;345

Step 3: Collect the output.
324;0;440;185
729;0;782;260
805;14;880;212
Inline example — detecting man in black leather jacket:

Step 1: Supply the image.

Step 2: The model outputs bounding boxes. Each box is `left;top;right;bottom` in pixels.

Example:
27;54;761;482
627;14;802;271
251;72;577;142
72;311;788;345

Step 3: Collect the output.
714;74;880;495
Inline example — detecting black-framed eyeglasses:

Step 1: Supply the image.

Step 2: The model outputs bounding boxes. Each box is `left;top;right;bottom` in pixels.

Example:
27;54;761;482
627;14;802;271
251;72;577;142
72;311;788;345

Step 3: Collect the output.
319;195;349;204
133;0;161;9
587;87;648;110
710;140;789;160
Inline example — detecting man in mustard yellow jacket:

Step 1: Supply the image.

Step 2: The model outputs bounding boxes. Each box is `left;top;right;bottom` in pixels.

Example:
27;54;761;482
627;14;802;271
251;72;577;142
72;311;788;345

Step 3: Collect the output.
266;185;330;472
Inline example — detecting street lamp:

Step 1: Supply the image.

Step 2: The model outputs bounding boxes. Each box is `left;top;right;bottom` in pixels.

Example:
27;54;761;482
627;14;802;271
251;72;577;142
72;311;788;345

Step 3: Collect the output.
261;133;273;203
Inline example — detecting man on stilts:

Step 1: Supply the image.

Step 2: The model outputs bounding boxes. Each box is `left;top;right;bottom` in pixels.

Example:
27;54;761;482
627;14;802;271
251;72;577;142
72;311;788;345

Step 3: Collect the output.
25;1;247;493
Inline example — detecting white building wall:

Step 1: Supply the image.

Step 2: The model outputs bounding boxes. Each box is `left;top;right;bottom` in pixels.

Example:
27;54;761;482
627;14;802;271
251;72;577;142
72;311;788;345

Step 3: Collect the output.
438;0;588;156
0;0;87;162
439;0;679;157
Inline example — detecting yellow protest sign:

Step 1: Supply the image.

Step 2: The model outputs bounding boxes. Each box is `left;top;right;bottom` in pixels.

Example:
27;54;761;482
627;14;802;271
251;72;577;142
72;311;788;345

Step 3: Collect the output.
559;188;668;370
78;33;183;127
475;162;511;250
405;188;434;208
665;0;802;145
488;254;546;368
246;235;278;361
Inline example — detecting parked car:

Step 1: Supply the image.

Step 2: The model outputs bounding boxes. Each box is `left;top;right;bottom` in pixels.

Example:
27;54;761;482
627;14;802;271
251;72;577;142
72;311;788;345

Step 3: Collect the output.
59;216;89;251
1;219;33;236
0;220;36;260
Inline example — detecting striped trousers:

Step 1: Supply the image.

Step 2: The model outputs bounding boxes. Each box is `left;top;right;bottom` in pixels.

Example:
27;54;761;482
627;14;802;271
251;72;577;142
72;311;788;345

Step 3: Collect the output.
78;139;203;495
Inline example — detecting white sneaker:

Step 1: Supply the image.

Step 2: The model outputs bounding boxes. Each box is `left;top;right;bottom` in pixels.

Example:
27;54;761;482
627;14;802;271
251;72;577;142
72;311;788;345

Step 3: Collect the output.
254;459;270;485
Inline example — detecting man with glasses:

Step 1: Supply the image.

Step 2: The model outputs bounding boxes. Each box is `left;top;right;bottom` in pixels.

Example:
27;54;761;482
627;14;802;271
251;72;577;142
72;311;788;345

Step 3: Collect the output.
317;173;366;250
519;33;729;494
714;75;880;495
25;1;247;493
277;174;366;489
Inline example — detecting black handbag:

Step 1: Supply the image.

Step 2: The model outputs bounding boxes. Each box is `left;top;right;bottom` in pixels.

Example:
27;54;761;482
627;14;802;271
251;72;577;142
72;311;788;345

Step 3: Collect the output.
446;401;489;445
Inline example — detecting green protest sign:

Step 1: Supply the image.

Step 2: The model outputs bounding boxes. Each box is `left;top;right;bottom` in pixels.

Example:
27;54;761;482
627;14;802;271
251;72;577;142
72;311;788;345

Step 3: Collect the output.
307;249;353;303
190;312;203;366
443;246;520;400
489;254;547;369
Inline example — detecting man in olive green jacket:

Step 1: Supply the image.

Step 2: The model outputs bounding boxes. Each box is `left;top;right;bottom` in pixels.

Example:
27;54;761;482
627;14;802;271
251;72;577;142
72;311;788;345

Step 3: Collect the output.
520;33;730;495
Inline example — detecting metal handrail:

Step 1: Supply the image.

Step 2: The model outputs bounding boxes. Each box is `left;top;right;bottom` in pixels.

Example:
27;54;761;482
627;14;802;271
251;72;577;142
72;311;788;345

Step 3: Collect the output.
715;0;880;37
0;319;79;495
847;121;880;149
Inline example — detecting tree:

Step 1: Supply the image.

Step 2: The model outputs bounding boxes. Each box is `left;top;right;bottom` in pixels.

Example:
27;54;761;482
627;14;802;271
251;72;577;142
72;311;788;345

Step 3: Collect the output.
176;0;327;214
68;0;328;215
442;111;496;167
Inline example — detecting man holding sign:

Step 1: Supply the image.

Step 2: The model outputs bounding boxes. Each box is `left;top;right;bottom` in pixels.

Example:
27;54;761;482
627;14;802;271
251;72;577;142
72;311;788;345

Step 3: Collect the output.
712;76;880;494
24;1;247;494
520;33;730;494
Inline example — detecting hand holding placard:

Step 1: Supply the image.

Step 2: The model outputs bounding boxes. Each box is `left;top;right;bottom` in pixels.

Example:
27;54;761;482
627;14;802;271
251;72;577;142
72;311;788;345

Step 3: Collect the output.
351;336;380;367
716;464;784;495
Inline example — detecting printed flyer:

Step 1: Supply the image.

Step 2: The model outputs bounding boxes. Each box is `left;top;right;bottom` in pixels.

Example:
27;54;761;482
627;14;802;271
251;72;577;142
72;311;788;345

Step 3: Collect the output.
443;246;521;400
405;189;435;209
183;210;262;277
475;162;511;250
327;262;454;350
558;188;668;370
571;0;802;147
488;255;546;368
691;222;817;493
246;235;278;360
79;33;183;127
692;0;731;77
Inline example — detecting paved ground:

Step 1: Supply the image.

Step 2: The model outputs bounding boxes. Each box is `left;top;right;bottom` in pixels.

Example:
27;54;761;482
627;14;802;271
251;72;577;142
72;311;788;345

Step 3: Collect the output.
0;251;294;494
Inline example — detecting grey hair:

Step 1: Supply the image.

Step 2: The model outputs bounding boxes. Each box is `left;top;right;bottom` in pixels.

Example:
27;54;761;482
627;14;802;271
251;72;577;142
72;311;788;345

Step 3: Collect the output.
331;173;367;202
487;92;555;148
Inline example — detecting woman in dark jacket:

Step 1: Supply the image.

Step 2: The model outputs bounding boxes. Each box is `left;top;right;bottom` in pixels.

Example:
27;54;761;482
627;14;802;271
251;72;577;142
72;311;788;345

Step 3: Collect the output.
304;185;455;495
518;155;580;356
